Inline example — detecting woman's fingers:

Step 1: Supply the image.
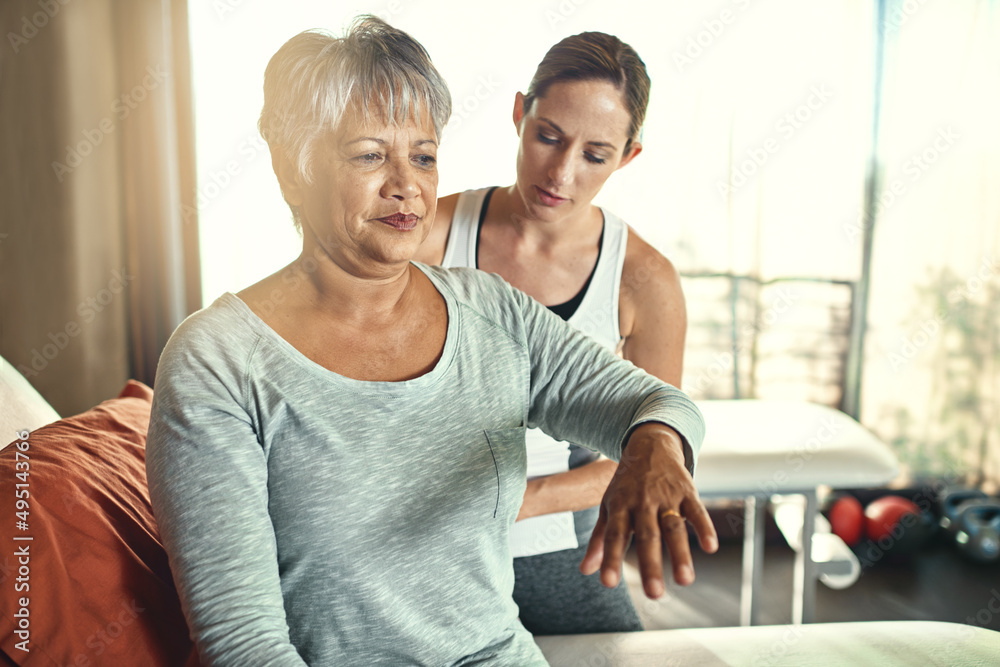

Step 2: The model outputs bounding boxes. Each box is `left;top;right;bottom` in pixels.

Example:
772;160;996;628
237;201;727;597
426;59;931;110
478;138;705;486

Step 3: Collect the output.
582;506;631;589
597;508;630;588
582;476;719;597
683;494;719;554
661;493;718;585
580;509;607;576
633;510;666;597
660;509;695;586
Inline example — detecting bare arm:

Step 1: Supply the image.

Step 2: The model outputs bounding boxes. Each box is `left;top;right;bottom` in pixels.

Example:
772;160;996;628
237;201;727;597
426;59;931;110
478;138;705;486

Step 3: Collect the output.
618;228;687;386
517;458;618;520
516;229;687;521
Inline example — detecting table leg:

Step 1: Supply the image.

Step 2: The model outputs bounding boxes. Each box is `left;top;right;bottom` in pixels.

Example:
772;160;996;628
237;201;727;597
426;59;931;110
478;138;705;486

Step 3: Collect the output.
740;494;767;626
792;490;818;624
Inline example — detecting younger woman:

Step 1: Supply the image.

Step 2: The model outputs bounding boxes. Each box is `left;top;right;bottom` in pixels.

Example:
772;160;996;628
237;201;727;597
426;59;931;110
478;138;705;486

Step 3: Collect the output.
416;31;687;634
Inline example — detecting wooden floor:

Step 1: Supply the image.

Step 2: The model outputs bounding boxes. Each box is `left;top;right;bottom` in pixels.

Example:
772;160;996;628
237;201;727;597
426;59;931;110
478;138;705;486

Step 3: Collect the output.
623;526;1000;633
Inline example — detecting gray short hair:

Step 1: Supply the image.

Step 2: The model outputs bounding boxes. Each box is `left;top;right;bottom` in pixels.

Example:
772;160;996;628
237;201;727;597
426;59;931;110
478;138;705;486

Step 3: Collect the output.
259;16;452;191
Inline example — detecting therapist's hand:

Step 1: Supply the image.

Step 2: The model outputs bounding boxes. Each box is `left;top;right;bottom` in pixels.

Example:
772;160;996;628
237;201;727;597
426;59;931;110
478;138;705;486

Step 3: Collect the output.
579;422;718;598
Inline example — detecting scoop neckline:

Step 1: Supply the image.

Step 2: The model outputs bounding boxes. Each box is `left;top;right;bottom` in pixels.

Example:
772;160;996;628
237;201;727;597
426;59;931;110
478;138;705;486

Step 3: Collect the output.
219;263;459;395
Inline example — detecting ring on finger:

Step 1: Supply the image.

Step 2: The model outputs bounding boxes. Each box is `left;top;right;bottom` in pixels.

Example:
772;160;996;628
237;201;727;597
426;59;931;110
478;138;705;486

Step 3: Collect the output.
659;508;682;521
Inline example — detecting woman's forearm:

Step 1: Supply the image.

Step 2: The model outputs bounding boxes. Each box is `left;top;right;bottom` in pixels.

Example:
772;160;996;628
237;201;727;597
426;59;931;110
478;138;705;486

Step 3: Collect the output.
517;458;618;520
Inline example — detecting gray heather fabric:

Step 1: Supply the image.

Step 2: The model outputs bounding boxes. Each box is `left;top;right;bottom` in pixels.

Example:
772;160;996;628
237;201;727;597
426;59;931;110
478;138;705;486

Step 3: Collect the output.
146;263;704;666
512;542;644;636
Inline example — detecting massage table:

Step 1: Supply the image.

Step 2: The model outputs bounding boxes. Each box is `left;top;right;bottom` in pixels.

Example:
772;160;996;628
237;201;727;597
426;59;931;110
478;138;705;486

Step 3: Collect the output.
535;620;1000;666
693;400;900;626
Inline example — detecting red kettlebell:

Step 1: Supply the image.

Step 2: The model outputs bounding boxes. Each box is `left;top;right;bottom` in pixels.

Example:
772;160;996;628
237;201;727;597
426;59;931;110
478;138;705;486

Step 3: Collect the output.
829;495;865;547
865;495;932;556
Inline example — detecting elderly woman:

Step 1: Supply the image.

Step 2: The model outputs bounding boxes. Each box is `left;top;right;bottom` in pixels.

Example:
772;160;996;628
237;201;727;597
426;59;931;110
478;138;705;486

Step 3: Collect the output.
146;16;715;666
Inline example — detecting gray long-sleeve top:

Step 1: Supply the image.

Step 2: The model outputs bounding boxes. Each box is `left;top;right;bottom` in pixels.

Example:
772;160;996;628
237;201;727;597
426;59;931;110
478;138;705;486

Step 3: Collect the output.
146;263;705;666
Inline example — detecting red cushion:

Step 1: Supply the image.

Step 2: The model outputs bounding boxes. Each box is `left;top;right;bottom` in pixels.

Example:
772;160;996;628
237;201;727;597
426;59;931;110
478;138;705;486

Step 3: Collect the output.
0;381;201;666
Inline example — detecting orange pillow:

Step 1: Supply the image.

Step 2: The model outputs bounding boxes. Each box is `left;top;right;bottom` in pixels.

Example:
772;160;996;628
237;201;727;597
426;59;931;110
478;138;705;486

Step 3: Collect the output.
0;381;200;667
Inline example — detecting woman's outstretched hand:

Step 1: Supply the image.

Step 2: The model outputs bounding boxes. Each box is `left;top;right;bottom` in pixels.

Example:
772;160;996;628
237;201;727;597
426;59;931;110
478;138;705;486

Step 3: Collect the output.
579;422;718;599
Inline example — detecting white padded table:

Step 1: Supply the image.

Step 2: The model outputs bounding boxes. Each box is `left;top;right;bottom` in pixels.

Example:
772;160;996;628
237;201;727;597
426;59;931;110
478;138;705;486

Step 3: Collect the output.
693;400;899;625
0;356;60;440
535;621;1000;666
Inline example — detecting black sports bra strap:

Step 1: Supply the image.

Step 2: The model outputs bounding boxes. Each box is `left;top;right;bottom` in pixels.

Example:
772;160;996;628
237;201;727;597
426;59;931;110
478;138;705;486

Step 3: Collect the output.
476;187;602;322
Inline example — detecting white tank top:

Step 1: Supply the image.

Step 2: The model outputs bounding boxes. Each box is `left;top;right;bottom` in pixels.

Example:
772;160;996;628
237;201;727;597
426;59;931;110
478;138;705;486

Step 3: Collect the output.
441;186;629;557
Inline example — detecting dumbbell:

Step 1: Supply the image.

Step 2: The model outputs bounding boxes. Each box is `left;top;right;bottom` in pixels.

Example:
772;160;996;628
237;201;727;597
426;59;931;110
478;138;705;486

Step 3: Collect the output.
953;498;1000;564
938;486;987;535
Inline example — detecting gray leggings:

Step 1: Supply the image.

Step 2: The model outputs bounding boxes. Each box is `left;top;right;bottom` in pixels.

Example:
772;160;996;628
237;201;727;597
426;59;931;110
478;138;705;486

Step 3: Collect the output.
513;448;644;635
512;530;643;635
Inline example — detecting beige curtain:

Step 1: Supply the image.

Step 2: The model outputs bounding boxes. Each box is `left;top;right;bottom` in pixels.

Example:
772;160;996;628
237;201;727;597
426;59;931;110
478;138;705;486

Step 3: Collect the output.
114;0;202;385
0;0;199;415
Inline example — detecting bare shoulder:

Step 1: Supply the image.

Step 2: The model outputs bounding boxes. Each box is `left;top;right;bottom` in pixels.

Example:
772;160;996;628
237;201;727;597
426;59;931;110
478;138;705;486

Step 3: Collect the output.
621;227;684;303
619;226;686;336
413;192;460;265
